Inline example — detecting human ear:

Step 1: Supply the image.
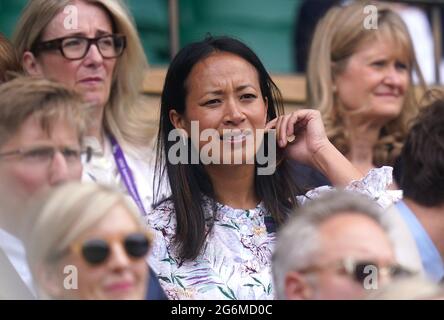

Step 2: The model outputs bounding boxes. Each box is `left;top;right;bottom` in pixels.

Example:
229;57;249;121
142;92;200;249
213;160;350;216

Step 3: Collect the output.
22;51;44;76
284;271;314;300
169;109;189;132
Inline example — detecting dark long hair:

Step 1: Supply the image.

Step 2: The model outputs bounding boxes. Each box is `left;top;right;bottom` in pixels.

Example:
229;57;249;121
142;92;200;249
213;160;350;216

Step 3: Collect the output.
155;36;303;261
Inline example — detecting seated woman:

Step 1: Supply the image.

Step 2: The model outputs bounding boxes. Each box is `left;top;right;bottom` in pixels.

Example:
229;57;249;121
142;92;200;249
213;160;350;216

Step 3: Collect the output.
147;35;395;300
14;0;162;211
21;182;151;300
307;1;426;179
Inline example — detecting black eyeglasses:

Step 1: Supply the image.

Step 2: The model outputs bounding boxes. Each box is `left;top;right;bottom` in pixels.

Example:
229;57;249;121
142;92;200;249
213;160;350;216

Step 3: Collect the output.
32;34;126;60
71;231;151;266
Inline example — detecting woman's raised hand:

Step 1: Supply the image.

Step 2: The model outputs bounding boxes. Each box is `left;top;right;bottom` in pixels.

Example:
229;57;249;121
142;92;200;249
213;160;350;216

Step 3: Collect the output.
265;109;363;186
265;109;330;166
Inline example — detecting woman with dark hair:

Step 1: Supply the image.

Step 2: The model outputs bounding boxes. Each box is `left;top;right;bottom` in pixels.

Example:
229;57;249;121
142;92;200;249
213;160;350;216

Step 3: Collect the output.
147;36;394;299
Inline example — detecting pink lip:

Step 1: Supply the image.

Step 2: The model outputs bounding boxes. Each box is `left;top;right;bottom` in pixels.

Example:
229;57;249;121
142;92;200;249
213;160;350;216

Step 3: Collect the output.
79;77;103;83
105;281;134;293
374;92;401;98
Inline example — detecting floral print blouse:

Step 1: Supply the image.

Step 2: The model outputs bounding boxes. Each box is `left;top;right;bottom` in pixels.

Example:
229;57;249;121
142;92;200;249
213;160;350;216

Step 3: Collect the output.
145;166;399;300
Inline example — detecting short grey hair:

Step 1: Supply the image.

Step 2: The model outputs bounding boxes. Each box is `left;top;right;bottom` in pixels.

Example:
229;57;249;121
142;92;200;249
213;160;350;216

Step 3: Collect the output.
272;190;389;300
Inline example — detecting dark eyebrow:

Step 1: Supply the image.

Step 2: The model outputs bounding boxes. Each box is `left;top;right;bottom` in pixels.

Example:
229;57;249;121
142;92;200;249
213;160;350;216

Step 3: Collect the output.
204;90;224;96
96;30;113;36
236;85;255;92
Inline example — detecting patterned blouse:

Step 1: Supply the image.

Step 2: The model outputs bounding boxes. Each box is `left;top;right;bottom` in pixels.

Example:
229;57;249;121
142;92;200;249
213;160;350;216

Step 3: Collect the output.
146;166;399;300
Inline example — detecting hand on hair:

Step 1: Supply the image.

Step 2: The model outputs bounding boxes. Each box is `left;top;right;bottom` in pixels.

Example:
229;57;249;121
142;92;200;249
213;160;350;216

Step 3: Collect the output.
265;109;363;186
265;109;330;167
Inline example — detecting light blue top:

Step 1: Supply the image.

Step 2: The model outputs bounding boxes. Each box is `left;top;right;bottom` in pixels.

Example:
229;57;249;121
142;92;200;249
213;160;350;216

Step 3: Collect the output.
396;200;444;282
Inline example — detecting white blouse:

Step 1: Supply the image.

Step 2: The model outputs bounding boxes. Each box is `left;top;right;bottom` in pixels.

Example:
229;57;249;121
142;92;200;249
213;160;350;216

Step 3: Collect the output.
146;166;399;300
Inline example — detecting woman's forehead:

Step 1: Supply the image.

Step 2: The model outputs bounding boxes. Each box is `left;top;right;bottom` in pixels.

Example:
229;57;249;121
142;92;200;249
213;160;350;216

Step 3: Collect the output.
364;29;411;62
42;1;114;39
187;52;260;85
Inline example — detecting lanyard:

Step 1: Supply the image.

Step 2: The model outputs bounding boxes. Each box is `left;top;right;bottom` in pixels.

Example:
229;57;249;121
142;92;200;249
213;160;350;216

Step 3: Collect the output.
109;134;147;215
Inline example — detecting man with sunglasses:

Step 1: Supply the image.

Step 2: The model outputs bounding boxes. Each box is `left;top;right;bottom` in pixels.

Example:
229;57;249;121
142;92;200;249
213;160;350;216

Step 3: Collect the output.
272;190;411;300
0;76;88;299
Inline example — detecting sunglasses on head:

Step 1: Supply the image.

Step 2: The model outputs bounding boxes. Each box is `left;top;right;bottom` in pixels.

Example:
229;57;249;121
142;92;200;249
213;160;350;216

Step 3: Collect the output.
71;231;152;266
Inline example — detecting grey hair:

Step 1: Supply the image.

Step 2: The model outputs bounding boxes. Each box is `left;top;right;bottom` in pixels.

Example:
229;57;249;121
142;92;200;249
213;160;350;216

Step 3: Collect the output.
272;190;389;300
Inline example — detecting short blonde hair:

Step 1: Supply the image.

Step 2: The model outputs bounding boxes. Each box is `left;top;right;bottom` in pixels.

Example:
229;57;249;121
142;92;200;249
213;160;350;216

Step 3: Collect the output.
0;76;88;147
307;1;426;167
21;182;146;286
13;0;152;147
0;32;22;83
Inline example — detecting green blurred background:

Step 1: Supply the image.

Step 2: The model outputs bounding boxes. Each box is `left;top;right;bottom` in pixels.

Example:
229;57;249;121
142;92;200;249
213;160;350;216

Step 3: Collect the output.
0;0;302;73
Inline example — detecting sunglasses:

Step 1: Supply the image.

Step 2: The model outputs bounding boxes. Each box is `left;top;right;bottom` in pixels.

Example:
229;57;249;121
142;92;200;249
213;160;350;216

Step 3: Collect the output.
299;257;414;284
340;258;413;283
70;231;152;266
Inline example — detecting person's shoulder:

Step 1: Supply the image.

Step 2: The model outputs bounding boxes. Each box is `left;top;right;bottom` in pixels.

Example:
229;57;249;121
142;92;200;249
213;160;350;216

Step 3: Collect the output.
151;197;174;212
146;198;176;230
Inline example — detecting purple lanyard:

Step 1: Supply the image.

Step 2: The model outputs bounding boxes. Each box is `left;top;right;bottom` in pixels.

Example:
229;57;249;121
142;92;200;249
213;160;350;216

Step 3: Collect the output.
109;134;147;215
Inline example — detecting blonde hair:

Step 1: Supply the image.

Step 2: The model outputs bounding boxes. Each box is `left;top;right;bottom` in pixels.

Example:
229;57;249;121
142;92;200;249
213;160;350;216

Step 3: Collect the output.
21;182;146;297
0;32;22;83
0;76;88;147
307;1;426;166
13;0;152;148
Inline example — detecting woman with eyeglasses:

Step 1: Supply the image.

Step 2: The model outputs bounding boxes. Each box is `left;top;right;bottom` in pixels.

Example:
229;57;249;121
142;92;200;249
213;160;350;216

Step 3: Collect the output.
21;182;151;300
13;0;163;213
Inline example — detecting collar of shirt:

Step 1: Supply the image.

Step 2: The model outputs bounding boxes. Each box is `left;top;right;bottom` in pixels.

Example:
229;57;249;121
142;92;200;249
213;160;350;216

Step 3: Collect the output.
0;228;36;295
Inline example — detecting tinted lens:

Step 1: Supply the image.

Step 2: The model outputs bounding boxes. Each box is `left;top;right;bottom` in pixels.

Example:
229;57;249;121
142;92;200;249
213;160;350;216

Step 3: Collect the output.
124;233;150;258
353;262;373;283
391;265;413;278
82;239;110;265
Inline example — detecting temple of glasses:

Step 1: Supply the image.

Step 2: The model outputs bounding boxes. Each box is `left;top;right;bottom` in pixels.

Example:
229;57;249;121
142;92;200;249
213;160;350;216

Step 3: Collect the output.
32;34;126;60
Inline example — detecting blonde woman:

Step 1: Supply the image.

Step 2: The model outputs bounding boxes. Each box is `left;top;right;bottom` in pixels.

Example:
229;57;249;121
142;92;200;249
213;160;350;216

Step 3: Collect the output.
21;182;152;300
13;0;164;213
307;1;426;177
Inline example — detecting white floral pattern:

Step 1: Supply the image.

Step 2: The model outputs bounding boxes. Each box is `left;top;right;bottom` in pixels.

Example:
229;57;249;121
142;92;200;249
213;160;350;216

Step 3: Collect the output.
146;166;397;300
